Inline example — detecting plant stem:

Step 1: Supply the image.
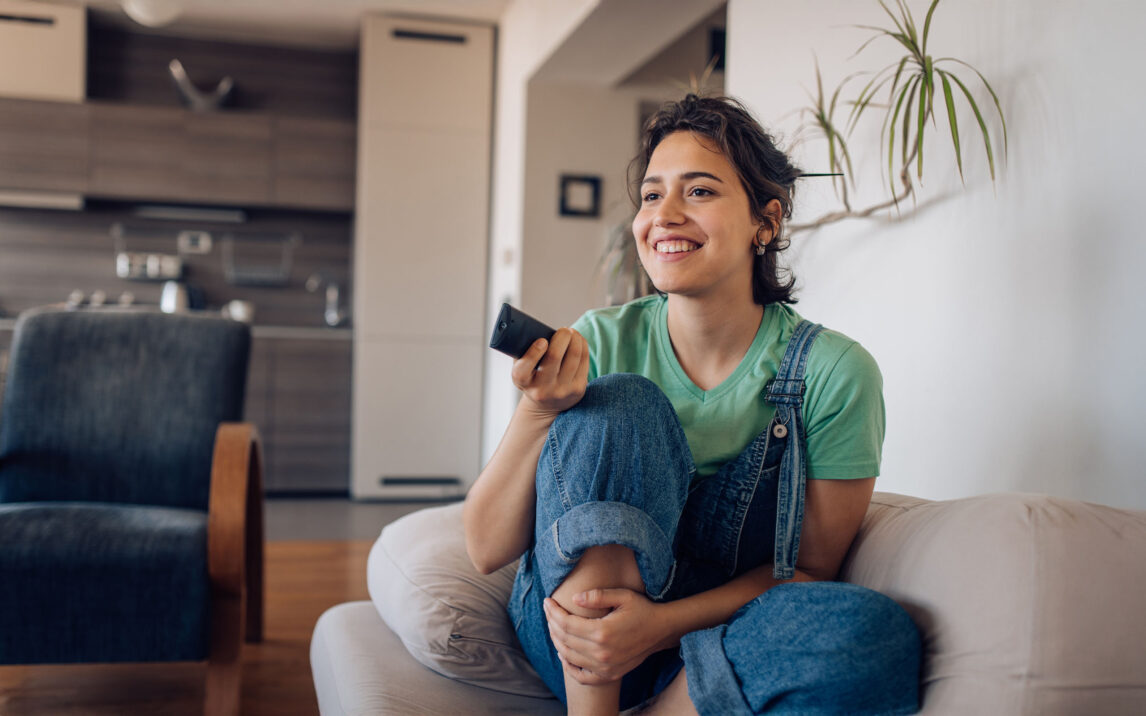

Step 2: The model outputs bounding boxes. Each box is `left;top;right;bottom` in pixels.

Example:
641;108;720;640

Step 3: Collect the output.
790;142;918;235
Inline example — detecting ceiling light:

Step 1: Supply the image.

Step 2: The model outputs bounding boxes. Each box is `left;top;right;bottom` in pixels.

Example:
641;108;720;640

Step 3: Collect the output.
120;0;183;28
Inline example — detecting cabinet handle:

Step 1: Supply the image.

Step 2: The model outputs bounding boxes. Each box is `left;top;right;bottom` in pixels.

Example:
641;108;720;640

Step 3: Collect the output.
391;29;466;45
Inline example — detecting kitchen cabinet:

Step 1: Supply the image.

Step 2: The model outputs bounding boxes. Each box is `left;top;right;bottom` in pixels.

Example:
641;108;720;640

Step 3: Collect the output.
88;102;274;206
273;117;356;211
246;333;352;493
0;98;355;211
185;112;274;205
0;99;87;193
87;103;187;201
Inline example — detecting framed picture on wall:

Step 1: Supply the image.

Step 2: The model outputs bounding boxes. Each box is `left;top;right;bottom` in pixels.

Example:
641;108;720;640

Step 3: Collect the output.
559;174;601;218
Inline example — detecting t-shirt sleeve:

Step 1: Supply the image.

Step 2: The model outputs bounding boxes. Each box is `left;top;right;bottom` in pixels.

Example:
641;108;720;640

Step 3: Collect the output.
571;312;600;382
803;341;885;480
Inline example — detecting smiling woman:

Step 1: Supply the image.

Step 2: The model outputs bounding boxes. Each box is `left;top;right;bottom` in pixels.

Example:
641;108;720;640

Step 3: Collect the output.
464;94;922;716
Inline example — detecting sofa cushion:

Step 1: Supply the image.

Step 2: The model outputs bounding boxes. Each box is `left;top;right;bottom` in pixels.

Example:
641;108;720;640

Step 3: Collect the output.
0;502;209;663
842;492;1146;714
366;502;551;698
312;601;564;716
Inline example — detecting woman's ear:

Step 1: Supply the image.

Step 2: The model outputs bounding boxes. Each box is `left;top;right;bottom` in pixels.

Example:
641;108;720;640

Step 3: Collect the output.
757;199;784;246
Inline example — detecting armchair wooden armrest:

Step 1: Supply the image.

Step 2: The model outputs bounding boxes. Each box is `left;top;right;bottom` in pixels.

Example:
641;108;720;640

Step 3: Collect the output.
205;422;265;716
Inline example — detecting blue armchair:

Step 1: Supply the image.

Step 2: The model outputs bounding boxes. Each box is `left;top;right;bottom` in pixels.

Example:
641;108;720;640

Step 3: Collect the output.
0;306;264;715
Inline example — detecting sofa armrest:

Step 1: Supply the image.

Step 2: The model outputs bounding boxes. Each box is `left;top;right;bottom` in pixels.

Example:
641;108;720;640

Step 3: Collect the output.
205;422;265;716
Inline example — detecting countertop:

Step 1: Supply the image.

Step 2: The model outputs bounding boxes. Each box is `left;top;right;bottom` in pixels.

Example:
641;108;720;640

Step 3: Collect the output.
0;316;352;340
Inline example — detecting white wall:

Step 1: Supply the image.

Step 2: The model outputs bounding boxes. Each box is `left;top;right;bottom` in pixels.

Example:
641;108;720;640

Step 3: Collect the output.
520;82;641;327
727;0;1146;508
483;0;601;465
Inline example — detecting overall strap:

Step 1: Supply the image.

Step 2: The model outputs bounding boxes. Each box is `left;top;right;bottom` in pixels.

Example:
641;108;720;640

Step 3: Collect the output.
763;319;825;580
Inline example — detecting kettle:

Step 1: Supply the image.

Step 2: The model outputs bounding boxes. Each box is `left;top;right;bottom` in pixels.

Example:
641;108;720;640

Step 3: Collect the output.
159;281;189;313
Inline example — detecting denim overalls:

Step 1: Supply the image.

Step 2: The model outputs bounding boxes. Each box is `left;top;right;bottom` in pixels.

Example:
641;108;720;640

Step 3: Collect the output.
508;321;921;715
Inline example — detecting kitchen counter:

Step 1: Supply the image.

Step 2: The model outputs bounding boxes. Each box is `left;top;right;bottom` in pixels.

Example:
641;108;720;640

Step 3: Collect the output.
253;325;352;341
0;317;351;340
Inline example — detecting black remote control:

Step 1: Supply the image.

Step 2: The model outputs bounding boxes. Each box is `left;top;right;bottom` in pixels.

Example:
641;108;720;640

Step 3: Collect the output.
489;303;556;359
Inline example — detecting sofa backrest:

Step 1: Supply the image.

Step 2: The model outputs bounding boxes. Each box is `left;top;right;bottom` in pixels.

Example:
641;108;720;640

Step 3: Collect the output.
842;491;1146;715
0;307;250;511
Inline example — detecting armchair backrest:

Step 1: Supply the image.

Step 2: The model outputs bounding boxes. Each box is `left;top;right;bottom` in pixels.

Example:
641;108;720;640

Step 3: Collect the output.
0;307;250;510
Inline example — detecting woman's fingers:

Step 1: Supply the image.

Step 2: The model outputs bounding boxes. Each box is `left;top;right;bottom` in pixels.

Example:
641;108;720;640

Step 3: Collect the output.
512;328;589;414
550;625;608;671
556;330;586;384
510;337;549;388
540;327;572;373
557;653;613;686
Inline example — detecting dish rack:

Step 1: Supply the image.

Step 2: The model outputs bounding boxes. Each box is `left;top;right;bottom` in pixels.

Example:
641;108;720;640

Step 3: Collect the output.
220;232;301;287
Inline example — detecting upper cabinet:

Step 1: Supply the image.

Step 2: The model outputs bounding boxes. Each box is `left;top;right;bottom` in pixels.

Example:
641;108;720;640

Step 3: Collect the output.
0;0;85;103
0;98;87;193
0;18;359;212
0;98;355;211
272;117;357;210
185;112;275;205
87;103;188;201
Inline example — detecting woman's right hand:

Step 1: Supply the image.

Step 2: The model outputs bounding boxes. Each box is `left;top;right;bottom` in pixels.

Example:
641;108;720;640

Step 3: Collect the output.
512;327;590;418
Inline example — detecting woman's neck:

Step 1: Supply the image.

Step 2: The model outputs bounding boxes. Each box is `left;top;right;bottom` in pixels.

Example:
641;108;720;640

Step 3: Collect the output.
665;293;764;392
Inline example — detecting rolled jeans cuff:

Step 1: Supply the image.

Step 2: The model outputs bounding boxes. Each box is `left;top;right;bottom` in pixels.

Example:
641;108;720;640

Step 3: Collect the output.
533;500;677;600
681;625;753;716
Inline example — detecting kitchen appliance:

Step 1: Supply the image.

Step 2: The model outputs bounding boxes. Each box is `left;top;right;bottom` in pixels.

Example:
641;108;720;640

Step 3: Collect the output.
159;281;188;313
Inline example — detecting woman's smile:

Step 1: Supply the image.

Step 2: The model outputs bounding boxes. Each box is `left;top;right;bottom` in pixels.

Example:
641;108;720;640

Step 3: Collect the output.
653;237;703;257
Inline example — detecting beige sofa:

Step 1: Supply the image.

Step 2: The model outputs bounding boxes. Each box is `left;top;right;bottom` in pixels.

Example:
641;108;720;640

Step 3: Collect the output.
310;492;1146;715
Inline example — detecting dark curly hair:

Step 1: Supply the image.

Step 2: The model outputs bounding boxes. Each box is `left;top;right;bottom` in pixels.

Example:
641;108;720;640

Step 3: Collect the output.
629;94;802;305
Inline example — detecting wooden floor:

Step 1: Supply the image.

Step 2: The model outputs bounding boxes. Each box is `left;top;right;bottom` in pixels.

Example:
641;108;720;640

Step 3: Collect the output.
0;540;373;716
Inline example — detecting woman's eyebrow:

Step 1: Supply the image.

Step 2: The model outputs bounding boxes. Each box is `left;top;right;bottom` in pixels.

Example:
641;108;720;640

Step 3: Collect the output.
641;171;725;186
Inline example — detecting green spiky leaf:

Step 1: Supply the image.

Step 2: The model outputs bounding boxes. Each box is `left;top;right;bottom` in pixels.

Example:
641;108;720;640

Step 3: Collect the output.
916;71;927;179
922;0;941;56
947;71;997;180
937;56;1009;156
938;69;964;183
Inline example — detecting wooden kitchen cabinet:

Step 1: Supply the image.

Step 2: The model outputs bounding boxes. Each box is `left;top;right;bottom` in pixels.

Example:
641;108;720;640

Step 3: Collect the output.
185;112;274;205
273;116;356;211
88;102;275;206
0;98;88;193
87;103;188;201
245;334;352;493
21;100;354;211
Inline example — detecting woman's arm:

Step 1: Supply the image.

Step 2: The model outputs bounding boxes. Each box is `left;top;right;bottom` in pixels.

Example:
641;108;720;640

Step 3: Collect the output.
463;328;591;575
545;476;876;683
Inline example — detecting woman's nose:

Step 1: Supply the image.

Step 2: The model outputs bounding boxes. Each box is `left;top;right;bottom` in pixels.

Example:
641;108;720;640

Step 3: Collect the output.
653;193;685;227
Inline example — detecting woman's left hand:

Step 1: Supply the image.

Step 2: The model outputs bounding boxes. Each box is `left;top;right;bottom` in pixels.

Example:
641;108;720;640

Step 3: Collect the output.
543;588;670;686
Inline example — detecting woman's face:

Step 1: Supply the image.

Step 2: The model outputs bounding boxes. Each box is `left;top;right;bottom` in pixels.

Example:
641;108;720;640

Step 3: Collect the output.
632;131;763;302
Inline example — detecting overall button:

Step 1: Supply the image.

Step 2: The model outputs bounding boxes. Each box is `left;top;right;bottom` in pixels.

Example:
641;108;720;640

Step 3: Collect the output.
772;422;789;439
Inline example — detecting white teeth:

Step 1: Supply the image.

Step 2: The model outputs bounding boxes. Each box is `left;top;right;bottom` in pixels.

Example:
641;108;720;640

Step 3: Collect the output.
656;240;699;254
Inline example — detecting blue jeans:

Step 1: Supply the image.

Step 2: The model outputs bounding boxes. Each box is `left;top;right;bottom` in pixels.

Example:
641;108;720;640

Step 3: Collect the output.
508;373;921;714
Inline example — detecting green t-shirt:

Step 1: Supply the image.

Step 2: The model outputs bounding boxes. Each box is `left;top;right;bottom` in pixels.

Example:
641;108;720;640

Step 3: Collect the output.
571;295;884;479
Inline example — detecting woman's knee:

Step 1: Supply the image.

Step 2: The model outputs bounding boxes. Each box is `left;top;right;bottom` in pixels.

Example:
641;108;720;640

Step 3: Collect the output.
721;582;921;714
542;374;693;502
557;373;678;436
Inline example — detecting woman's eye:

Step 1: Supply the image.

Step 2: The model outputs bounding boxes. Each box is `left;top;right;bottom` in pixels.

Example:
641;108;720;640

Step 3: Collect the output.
689;187;713;197
642;192;661;203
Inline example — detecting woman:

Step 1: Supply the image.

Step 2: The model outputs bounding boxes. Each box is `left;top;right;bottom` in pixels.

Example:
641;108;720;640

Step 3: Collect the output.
464;95;920;715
